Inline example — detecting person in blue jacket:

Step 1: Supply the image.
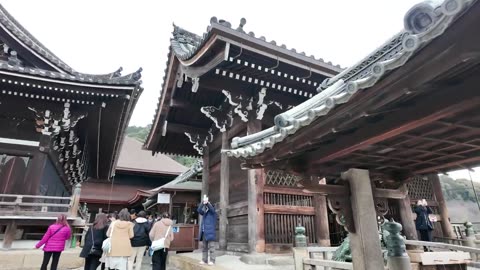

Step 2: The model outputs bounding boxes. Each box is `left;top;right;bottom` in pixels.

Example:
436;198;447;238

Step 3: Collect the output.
197;195;217;265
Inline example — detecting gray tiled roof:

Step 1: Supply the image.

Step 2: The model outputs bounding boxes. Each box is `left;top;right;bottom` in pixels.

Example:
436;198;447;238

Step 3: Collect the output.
224;0;476;158
0;4;142;86
170;17;342;69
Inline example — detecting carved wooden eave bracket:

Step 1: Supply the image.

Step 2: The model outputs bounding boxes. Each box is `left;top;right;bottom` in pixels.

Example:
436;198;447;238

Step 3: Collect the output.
222;87;283;122
200;106;233;132
298;179;408;233
28;102;87;184
184;129;213;155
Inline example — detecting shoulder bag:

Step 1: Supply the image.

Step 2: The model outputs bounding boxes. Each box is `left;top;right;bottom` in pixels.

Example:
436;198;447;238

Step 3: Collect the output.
102;222;115;253
89;227;103;256
151;225;171;251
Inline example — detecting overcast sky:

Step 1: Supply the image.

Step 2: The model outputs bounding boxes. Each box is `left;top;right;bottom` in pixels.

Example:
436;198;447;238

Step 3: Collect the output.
1;0;423;127
2;0;480;181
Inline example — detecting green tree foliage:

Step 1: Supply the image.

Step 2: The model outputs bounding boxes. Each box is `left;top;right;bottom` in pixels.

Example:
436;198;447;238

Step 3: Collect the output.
126;125;151;143
125;125;198;167
440;175;480;202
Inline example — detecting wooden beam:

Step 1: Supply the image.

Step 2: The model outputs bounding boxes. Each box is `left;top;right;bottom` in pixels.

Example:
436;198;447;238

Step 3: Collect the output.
263;186;313;196
2;221;17;249
430;173;455;239
247;119;265;253
313;191;330;246
343;169;385;270
306;83;480;165
166;122;209;137
402;134;480;149
219;132;230;250
397;191;419;246
169;99;200;110
264;204;315;215
414;156;480;174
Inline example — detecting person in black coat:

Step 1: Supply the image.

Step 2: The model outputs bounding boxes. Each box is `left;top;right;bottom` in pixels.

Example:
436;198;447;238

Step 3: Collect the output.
80;213;109;270
414;199;434;250
128;211;152;270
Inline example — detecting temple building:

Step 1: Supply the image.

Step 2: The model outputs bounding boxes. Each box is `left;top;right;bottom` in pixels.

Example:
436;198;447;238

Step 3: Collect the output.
80;136;187;214
0;4;142;248
223;0;480;267
144;17;343;253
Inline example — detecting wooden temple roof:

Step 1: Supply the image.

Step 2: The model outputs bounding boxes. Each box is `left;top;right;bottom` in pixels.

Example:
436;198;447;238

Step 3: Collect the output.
224;0;480;180
116;137;187;175
0;4;142;85
144;18;342;156
0;4;143;185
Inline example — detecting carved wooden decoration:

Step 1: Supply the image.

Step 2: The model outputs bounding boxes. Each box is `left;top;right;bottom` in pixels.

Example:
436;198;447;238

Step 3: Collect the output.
27;102;87;184
222;87;282;122
184;129;213;155
374;197;389;224
200;106;233;132
327;195;355;233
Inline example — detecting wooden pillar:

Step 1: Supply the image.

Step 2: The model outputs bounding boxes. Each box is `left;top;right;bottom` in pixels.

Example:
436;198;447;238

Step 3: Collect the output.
429;174;455;238
313;193;330;246
219;132;230;250
247;120;265;253
202;146;210;198
25;151;47;195
398;190;418;241
2;221;17;249
69;183;82;218
342;168;384;270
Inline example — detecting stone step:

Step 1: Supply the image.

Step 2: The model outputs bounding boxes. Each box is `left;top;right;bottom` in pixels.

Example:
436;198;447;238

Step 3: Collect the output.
169;254;227;270
266;255;294;266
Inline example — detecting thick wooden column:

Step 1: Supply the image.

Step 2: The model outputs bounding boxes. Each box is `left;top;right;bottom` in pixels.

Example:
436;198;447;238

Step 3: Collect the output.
397;191;418;241
429;174;454;238
313;193;330;246
202;146;210;198
25;151;47;195
219;132;230;250
342;168;384;270
247;120;265;253
2;221;17;249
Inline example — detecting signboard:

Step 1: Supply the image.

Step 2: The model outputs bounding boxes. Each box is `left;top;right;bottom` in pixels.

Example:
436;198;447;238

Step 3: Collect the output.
157;193;170;204
172;226;180;233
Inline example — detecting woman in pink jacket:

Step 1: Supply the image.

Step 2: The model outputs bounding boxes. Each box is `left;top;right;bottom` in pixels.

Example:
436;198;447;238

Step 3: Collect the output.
36;214;72;270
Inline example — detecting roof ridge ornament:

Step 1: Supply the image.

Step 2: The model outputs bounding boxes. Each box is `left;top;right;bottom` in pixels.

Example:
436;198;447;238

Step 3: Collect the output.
236;18;247;33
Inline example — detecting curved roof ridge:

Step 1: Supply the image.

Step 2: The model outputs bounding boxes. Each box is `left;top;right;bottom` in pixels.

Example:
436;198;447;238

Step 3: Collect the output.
170;17;343;70
0;4;142;85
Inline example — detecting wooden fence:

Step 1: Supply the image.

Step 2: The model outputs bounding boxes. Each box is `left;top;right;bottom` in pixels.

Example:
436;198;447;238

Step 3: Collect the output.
0;194;72;217
293;246;353;270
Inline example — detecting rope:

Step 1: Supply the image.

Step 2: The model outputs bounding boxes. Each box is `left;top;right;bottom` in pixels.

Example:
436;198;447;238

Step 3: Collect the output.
107;175;115;213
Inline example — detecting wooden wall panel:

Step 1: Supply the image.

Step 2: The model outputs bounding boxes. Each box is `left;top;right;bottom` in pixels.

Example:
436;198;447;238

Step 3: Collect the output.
229;158;248;204
227;215;248;243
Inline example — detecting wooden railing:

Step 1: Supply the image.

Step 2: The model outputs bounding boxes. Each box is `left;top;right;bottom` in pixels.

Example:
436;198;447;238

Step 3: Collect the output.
293;246;354;270
406;239;480;262
0;194;72;217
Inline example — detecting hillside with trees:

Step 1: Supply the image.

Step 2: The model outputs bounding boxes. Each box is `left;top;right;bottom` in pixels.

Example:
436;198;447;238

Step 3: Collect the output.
439;175;480;223
125;125;198;167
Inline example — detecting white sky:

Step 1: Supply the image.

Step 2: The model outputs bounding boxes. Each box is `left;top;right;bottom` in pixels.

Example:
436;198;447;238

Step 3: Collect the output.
2;0;479;181
1;0;422;127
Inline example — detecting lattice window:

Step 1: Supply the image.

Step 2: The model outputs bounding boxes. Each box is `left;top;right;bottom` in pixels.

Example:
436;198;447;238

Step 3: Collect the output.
263;193;312;206
407;176;435;200
266;170;301;187
265;214;317;244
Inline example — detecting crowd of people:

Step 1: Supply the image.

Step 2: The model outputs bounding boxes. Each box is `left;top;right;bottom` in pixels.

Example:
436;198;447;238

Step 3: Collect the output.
35;209;175;270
